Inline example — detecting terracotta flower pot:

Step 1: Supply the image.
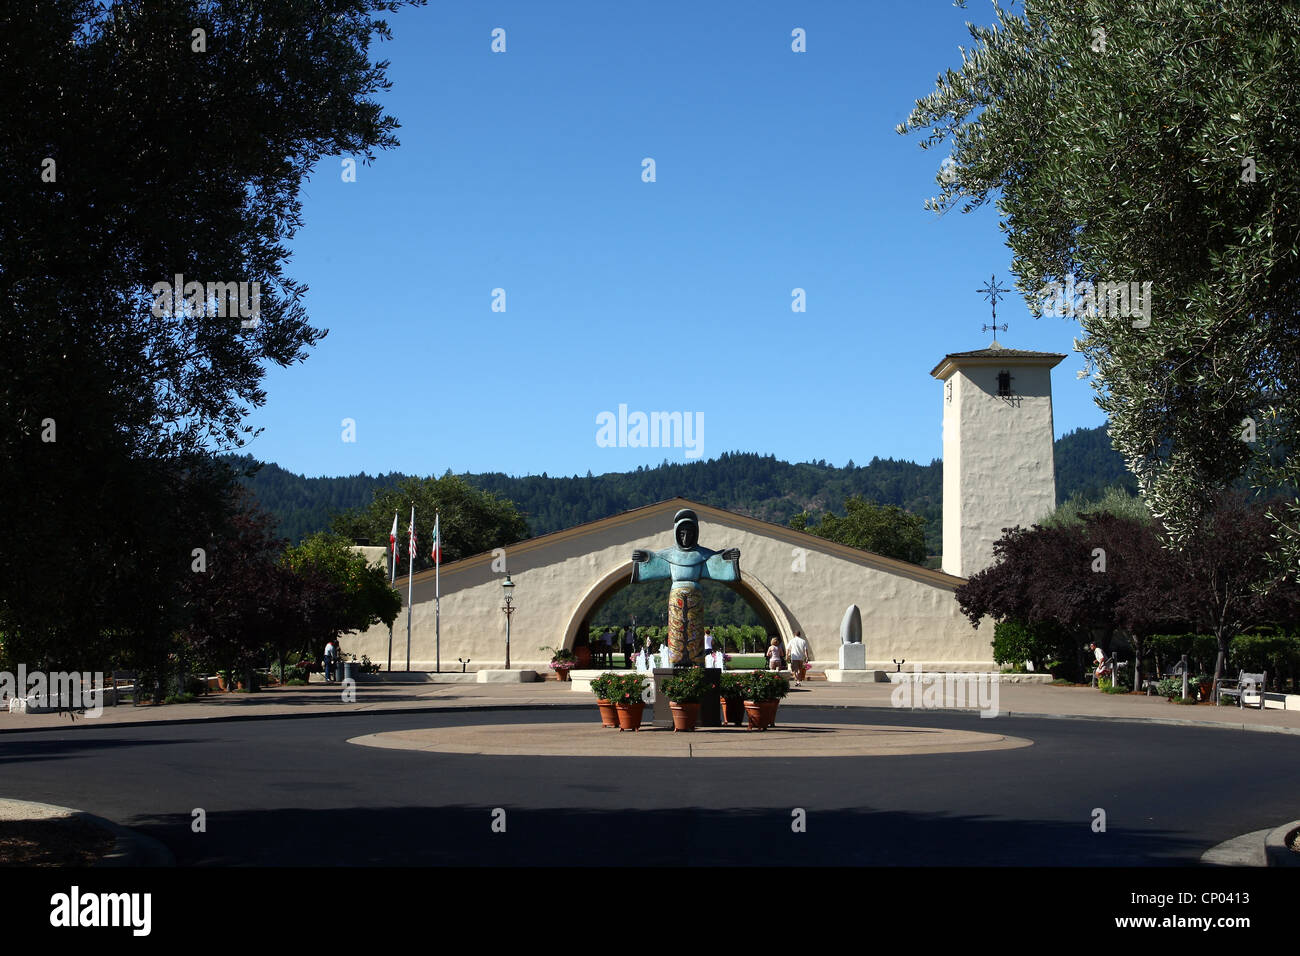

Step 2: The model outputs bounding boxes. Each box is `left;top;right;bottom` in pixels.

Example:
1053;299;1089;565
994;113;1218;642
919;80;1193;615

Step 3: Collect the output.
615;702;645;731
743;699;779;731
669;701;699;732
720;696;745;726
597;699;619;728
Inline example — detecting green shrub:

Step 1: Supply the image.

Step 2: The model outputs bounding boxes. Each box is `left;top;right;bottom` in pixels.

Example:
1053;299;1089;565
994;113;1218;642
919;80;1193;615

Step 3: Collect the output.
992;619;1077;677
163;692;195;705
1147;634;1219;675
606;672;648;705
1156;676;1185;699
661;667;711;703
740;669;790;701
588;672;620;700
1230;632;1300;684
720;672;746;699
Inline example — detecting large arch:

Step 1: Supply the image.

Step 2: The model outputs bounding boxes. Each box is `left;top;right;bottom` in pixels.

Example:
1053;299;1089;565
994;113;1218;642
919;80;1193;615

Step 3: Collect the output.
560;561;797;653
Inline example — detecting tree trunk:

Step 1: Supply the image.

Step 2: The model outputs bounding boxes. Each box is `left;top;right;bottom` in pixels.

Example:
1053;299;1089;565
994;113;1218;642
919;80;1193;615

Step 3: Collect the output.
1213;630;1228;696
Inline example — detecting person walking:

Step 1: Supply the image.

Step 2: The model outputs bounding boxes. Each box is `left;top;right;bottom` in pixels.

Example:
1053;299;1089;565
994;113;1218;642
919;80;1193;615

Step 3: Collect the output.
623;626;635;668
766;636;784;672
600;627;614;667
324;639;337;683
787;630;811;685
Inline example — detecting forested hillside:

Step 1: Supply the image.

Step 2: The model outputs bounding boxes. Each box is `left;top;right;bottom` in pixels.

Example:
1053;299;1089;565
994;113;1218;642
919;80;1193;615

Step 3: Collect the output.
232;423;1134;552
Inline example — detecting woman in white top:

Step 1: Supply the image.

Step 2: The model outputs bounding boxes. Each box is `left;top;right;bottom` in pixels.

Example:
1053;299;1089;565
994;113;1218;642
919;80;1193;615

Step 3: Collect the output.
766;637;784;672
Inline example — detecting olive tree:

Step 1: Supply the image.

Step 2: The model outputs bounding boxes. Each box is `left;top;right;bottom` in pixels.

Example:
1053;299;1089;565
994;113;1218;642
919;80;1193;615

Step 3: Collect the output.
900;0;1300;556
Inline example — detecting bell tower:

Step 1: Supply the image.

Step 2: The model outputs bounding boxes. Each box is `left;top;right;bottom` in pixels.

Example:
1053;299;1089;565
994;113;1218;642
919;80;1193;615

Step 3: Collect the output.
930;341;1066;578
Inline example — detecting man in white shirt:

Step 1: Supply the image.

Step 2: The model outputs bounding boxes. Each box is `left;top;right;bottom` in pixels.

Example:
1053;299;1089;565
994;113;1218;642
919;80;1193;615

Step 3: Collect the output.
703;630;714;653
324;639;337;682
787;630;811;686
1090;643;1109;683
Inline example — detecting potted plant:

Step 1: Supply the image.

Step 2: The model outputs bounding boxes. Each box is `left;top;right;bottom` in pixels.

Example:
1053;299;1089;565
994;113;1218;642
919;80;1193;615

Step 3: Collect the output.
608;672;648;731
719;672;747;726
541;646;578;681
1194;673;1214;701
741;669;790;731
588;672;621;728
661;667;710;732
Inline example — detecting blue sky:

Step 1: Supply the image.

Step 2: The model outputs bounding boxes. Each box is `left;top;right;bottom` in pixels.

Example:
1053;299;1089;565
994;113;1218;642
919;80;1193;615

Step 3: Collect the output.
243;1;1105;479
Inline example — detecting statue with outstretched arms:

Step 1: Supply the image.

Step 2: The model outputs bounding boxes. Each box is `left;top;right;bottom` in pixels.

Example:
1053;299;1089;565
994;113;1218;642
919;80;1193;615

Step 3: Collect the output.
630;509;740;667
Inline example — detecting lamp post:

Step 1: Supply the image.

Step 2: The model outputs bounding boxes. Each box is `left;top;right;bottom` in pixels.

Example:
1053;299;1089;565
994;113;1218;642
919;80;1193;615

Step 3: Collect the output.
501;574;516;669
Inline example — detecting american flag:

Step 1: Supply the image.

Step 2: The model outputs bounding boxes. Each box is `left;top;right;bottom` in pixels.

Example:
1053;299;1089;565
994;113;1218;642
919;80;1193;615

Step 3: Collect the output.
408;508;417;564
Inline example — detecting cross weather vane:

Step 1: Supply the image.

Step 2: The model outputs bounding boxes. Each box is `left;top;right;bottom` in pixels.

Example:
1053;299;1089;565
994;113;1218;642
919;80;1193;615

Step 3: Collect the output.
977;273;1009;337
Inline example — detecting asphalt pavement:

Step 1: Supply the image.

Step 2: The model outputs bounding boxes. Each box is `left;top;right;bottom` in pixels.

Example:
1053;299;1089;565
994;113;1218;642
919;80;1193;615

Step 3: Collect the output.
1;700;1298;866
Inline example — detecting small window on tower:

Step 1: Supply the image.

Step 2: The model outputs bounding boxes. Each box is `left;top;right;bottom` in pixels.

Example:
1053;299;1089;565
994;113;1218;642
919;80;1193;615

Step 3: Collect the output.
945;381;952;404
997;370;1012;396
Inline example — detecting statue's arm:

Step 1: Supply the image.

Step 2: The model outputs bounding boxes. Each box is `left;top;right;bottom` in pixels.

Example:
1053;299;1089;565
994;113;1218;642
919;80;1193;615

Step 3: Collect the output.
631;548;671;582
703;547;740;582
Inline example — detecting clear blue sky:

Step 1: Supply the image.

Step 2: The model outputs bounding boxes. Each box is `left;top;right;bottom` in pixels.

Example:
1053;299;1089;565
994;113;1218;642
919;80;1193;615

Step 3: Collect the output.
243;1;1106;479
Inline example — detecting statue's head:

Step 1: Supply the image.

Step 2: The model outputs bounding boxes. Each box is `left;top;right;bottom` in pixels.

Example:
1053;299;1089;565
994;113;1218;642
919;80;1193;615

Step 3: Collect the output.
673;509;699;549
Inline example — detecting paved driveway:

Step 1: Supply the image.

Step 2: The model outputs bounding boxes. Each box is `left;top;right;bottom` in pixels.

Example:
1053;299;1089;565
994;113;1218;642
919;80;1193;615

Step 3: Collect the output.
1;706;1296;866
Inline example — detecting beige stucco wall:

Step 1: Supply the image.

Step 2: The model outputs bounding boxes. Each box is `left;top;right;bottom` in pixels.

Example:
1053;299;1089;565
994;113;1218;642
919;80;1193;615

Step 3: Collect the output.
939;359;1058;578
346;501;995;672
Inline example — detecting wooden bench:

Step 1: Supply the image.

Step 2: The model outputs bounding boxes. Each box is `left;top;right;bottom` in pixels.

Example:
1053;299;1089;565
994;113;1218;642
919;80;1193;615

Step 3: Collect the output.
1216;670;1266;709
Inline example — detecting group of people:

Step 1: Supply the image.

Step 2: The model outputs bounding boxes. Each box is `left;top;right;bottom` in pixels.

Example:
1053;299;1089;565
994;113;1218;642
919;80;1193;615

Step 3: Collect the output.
595;626;637;668
767;631;811;685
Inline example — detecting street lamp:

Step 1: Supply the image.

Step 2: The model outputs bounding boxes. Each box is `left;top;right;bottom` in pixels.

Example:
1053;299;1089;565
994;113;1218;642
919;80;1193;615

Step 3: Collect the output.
501;574;516;669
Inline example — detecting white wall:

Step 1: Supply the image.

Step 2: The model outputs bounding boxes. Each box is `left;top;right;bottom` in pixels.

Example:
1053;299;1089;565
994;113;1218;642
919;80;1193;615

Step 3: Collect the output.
346;502;994;672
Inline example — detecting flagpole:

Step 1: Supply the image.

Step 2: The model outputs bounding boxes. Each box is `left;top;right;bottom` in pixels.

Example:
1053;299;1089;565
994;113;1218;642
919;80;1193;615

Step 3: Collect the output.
435;510;441;673
406;505;414;673
388;511;397;673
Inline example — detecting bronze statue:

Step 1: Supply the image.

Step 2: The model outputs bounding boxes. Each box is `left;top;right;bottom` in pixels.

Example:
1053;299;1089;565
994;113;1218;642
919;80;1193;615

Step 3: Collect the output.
630;509;740;666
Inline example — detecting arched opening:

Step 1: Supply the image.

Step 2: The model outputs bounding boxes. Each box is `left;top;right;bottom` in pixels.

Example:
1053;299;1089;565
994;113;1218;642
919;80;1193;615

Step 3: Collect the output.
561;562;793;667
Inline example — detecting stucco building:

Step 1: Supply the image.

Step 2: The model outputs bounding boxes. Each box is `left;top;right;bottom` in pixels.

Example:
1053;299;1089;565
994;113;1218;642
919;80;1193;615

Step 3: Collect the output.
349;342;1065;672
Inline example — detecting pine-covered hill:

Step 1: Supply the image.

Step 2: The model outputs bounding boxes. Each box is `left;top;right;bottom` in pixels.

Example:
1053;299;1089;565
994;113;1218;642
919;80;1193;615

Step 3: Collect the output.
231;424;1132;551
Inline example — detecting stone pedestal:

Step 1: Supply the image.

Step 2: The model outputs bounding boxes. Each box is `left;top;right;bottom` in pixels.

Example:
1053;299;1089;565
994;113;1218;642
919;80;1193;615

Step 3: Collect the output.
826;669;887;683
697;668;722;727
839;643;867;671
650;668;674;725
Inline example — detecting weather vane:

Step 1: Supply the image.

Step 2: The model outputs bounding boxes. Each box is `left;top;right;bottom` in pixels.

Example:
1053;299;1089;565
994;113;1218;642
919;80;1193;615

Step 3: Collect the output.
977;273;1009;337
